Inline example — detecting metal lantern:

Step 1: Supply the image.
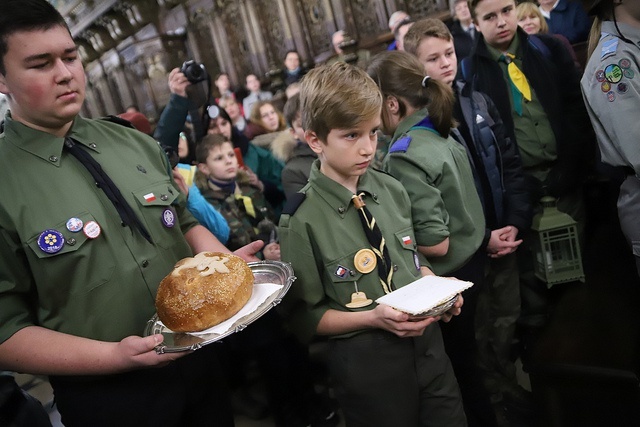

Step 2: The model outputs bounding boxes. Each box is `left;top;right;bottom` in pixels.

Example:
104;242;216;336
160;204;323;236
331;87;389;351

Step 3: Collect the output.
531;196;585;287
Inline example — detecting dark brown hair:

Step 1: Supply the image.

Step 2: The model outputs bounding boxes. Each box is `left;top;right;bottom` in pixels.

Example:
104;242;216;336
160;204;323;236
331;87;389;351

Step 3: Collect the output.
196;133;231;164
249;100;287;132
283;93;301;127
0;0;68;75
367;50;455;138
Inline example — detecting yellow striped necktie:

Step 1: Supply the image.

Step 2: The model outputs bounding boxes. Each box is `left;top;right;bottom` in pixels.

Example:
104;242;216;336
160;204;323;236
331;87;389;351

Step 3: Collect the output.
352;193;394;294
500;53;531;116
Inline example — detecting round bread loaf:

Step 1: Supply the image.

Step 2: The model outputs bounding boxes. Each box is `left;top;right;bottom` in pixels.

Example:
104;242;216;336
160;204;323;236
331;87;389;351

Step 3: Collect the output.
156;252;254;332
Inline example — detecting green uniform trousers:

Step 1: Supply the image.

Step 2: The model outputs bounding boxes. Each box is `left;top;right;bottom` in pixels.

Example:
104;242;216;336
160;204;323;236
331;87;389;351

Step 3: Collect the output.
327;326;467;427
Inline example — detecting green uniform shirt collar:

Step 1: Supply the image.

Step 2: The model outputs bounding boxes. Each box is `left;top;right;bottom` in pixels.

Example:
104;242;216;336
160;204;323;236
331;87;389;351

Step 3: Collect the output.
487;32;521;61
392;108;430;141
3;114;101;167
308;159;380;217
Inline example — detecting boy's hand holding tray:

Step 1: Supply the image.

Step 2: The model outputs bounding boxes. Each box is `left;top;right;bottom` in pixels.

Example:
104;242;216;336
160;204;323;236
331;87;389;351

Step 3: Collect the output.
376;275;473;319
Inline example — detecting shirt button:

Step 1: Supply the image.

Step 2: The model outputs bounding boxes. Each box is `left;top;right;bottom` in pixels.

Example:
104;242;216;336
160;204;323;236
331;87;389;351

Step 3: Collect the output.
49;155;58;162
338;206;345;214
142;260;149;268
372;193;378;201
67;238;77;246
160;194;169;201
393;265;399;272
89;143;97;149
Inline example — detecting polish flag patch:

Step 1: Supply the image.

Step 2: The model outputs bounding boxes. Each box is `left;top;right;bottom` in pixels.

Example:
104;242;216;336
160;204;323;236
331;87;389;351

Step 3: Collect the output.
143;193;156;202
335;265;348;278
402;236;412;245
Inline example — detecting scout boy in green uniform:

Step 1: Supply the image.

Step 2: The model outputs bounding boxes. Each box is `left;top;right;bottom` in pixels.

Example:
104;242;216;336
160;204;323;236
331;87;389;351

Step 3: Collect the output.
367;50;494;426
279;61;467;427
0;1;260;425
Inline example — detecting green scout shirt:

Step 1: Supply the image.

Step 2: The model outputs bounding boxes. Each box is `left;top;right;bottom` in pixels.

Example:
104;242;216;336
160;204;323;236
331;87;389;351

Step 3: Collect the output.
0;114;198;344
383;109;485;276
279;161;428;343
489;34;557;181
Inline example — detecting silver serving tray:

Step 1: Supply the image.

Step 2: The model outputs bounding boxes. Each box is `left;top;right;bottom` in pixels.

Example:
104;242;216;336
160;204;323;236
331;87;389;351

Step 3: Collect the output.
144;260;295;353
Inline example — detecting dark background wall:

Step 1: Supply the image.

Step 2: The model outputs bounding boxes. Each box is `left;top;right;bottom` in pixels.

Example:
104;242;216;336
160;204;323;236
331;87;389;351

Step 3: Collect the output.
57;0;450;121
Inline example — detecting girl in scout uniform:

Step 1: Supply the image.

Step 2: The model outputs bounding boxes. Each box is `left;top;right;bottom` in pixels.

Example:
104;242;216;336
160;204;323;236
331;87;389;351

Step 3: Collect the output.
368;51;495;426
279;62;467;427
581;0;640;278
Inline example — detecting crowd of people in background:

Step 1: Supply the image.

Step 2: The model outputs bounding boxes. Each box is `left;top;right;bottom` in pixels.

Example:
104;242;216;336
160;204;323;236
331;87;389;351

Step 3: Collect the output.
1;0;639;426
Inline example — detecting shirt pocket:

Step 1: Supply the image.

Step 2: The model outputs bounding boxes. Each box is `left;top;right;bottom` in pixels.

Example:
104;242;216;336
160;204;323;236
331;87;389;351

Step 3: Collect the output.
324;252;367;309
26;211;115;292
394;227;421;272
132;181;181;249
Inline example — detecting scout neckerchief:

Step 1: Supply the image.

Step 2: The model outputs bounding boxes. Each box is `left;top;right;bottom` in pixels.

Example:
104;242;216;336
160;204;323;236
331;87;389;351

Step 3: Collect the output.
410;115;439;135
64;138;153;243
236;193;256;218
351;193;394;294
499;53;531;116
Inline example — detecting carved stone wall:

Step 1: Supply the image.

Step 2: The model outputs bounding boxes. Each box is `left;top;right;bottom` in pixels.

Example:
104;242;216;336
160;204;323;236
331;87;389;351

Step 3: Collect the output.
208;1;254;85
298;0;334;63
62;0;449;119
402;0;447;17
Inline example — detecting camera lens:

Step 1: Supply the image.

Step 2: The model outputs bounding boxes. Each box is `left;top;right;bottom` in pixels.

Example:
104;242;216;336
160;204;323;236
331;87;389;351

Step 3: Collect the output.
181;60;207;84
186;65;204;81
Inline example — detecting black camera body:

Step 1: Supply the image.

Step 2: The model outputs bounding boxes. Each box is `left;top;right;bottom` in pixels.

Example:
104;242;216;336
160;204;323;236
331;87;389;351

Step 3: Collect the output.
180;60;208;84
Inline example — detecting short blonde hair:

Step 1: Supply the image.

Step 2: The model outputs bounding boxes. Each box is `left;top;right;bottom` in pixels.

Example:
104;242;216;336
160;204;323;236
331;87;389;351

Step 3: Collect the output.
404;18;453;56
300;62;382;142
516;2;549;34
217;95;238;109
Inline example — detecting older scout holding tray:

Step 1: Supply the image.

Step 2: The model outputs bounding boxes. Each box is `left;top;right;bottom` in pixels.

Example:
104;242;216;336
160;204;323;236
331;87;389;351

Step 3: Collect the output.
0;1;261;425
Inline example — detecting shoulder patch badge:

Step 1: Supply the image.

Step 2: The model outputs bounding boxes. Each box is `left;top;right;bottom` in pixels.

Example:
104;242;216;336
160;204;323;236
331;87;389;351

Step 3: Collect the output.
600;37;618;60
388;135;412;154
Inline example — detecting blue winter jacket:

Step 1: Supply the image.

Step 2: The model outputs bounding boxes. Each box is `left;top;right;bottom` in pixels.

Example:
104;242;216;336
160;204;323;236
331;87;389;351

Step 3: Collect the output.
453;81;532;246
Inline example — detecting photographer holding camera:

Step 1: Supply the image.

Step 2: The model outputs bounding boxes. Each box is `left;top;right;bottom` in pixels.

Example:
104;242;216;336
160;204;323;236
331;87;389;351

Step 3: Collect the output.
150;66;228;242
180;60;208;84
154;65;204;152
154;64;285;213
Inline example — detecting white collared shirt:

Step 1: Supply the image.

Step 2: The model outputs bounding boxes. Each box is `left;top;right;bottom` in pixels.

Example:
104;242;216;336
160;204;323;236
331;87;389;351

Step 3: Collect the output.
539;0;560;19
461;22;475;38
